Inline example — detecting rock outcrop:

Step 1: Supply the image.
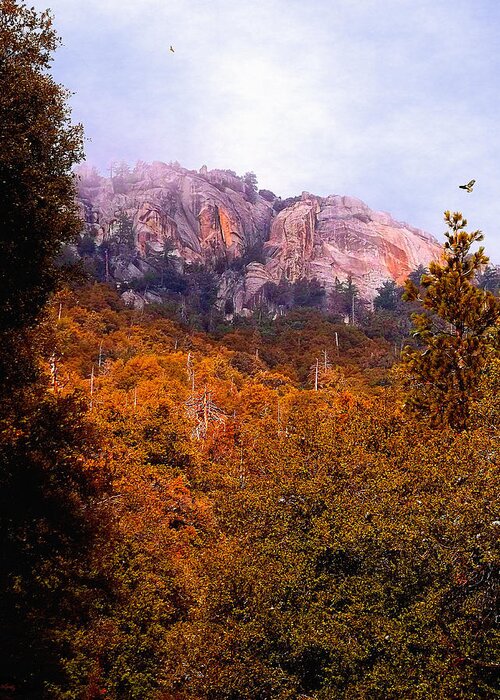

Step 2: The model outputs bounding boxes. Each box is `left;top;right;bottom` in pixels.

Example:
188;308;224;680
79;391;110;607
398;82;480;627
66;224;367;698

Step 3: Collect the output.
263;192;440;299
77;161;272;266
76;161;441;313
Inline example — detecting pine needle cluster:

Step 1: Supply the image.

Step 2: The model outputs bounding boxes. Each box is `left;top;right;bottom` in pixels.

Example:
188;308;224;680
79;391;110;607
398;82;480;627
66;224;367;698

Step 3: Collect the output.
402;211;500;430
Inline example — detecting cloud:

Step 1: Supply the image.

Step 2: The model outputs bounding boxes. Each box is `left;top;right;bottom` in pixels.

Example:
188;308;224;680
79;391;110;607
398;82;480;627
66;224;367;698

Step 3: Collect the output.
30;0;500;260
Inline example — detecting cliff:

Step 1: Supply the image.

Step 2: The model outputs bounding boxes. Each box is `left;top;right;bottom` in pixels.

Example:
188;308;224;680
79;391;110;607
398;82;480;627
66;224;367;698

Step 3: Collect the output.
76;161;441;313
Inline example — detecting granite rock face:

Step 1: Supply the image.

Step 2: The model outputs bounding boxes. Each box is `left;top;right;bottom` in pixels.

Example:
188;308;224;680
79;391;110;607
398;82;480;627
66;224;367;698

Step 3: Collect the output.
76;161;441;312
77;161;272;266
263;192;440;300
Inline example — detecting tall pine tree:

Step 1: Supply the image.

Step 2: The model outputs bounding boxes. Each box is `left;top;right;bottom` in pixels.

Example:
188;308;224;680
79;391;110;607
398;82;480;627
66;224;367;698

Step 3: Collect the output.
402;211;500;431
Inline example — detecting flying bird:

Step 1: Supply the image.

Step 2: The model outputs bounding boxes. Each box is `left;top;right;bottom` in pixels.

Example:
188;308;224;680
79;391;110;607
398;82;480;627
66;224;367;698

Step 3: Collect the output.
169;45;175;53
459;179;475;193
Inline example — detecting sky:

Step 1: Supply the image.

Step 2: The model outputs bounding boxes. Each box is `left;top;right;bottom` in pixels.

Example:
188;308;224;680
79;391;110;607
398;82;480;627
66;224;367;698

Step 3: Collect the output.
33;0;500;261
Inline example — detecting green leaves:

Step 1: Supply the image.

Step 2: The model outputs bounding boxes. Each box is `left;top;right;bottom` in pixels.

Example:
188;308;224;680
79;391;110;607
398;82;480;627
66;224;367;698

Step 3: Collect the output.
0;0;84;333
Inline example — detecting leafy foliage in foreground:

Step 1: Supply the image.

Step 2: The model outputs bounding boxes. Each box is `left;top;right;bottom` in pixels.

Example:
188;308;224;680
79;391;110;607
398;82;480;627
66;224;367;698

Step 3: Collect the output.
0;3;108;698
0;0;83;332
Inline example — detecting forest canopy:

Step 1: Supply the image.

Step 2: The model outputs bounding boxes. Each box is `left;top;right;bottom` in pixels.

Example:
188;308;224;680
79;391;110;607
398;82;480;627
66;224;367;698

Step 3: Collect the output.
0;2;499;699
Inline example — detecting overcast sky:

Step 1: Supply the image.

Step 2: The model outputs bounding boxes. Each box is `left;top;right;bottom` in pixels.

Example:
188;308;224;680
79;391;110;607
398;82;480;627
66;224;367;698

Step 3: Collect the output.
34;0;500;260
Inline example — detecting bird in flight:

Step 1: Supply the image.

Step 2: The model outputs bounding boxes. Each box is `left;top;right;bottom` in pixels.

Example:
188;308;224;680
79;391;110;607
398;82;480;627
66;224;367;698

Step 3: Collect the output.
459;179;475;193
169;45;175;53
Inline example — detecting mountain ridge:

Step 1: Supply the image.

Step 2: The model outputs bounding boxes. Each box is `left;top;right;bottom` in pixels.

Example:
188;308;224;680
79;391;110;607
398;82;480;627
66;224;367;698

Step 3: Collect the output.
75;160;441;314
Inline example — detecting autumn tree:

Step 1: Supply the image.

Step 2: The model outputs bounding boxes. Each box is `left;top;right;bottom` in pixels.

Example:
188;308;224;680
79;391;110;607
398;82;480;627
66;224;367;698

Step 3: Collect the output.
402;211;500;430
36;259;499;697
162;395;499;699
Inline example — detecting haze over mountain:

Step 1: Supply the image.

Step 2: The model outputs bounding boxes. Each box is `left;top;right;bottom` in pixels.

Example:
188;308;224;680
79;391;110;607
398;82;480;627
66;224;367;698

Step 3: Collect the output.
32;0;500;263
76;160;440;314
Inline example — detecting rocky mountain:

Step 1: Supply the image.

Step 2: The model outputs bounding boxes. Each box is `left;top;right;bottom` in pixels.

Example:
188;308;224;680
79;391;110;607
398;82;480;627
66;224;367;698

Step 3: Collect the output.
76;160;441;314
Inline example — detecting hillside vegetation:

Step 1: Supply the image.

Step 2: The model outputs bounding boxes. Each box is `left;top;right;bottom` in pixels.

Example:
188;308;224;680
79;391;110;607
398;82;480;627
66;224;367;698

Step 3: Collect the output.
1;3;499;698
1;272;497;699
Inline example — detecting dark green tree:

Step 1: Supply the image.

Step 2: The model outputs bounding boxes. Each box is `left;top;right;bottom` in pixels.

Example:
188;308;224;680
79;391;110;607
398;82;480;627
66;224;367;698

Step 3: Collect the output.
264;279;293;309
407;263;428;287
402;211;500;430
77;232;97;257
366;279;412;344
110;160;131;193
114;210;135;251
330;276;367;322
0;0;84;333
243;171;258;203
373;279;403;312
292;277;326;309
0;4;115;697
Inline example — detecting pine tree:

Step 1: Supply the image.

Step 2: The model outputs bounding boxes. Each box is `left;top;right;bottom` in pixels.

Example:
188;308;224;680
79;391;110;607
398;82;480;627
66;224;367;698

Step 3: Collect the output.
115;210;135;250
373;280;403;312
243;171;258;203
402;211;500;430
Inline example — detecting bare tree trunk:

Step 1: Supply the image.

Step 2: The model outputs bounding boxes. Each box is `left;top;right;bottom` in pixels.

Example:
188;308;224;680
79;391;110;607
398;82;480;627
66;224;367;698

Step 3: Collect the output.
98;340;103;370
90;365;94;410
50;353;58;394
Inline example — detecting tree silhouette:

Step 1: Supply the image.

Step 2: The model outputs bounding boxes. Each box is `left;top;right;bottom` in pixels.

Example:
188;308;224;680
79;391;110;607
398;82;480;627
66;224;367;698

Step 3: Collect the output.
0;0;84;333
